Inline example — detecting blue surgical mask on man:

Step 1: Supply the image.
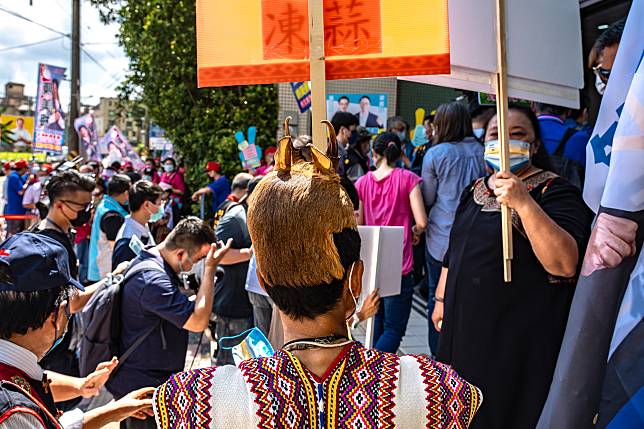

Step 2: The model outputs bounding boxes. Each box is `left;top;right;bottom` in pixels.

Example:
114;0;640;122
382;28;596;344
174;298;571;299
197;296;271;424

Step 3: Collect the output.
484;139;531;173
45;302;70;357
148;203;164;223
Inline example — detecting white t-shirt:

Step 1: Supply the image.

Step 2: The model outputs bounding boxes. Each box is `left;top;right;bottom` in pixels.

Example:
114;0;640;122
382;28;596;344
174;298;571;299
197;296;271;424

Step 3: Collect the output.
22;182;42;214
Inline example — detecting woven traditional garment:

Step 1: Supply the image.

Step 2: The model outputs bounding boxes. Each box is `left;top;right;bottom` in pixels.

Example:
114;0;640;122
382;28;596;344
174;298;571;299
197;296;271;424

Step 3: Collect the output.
153;342;482;428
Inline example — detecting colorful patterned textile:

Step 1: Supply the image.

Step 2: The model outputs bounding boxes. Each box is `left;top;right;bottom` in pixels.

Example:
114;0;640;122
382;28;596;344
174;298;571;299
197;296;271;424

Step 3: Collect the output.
154;342;482;428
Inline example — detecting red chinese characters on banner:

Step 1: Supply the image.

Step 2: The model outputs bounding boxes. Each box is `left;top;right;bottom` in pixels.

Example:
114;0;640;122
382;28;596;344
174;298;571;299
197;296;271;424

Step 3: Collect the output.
323;0;381;56
261;0;382;60
262;0;309;60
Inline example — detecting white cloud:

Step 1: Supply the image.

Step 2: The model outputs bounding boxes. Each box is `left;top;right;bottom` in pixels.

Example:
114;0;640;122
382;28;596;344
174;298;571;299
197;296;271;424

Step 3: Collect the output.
0;0;129;108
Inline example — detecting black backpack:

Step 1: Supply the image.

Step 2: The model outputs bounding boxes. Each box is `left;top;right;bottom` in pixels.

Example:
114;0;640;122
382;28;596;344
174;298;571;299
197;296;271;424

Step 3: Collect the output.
78;259;165;377
550;128;585;190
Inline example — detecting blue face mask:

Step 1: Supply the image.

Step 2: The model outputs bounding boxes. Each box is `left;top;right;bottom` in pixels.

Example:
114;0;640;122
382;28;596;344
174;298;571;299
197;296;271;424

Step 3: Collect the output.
396;130;406;142
411;125;428;147
148;203;164;223
484;139;531;173
45;303;70;357
219;327;275;366
473;128;485;139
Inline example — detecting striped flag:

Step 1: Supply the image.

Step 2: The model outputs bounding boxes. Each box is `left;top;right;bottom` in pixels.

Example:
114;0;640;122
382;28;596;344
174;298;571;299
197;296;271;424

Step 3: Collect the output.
537;2;644;428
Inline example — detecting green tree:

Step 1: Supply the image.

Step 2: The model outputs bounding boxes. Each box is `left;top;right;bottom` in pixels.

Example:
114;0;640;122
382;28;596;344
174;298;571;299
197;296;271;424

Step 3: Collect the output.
90;0;278;213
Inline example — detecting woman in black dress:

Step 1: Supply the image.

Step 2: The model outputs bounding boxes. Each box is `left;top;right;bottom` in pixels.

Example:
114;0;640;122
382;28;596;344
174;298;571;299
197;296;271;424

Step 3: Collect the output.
431;105;592;429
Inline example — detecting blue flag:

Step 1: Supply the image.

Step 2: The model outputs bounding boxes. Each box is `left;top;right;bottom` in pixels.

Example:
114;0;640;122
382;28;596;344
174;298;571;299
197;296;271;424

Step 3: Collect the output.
537;2;644;428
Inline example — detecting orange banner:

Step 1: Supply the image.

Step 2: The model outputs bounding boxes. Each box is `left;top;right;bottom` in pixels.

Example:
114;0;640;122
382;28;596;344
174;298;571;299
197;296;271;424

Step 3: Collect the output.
196;0;450;87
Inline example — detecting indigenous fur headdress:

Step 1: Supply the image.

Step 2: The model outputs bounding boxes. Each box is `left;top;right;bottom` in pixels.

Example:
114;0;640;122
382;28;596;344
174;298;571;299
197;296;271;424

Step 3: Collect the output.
247;117;357;288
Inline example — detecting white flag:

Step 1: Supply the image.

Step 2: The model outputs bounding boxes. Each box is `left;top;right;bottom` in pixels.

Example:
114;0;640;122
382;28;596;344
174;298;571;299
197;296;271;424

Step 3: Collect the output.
583;2;644;213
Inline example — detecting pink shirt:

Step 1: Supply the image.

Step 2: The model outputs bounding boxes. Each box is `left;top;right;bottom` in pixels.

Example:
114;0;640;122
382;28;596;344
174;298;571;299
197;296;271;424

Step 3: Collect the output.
355;168;421;275
160;171;186;198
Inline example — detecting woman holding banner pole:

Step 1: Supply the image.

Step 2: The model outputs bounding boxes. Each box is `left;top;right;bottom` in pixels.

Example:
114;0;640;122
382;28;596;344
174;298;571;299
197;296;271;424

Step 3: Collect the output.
432;105;592;428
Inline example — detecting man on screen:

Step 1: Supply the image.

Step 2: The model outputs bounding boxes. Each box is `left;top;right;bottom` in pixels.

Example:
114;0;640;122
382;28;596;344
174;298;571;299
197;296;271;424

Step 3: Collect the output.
337;95;350;113
10;118;31;149
354;95;382;128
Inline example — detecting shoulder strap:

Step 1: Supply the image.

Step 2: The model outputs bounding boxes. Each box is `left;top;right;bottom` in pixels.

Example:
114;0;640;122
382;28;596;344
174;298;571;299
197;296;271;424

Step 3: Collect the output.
553;128;577;156
122;259;165;283
113;259;166;371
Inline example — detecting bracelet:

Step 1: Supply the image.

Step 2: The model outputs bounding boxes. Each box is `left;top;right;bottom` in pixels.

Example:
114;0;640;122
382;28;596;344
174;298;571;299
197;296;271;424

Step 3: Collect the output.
412;225;423;235
433;296;444;303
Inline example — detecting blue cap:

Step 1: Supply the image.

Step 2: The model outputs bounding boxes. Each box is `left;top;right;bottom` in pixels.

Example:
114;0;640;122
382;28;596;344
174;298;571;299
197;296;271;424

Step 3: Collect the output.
0;233;85;292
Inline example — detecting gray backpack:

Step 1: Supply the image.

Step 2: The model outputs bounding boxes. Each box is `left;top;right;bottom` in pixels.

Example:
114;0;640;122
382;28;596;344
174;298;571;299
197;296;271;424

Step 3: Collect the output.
78;259;165;377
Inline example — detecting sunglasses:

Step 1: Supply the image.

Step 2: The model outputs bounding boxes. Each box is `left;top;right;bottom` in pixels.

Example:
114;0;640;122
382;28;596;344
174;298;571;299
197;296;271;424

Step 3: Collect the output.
61;200;94;212
593;64;611;82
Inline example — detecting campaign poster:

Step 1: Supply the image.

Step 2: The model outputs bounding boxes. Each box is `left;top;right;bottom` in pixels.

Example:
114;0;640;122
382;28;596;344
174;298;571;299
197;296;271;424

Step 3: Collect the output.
100;125;144;169
74;114;100;161
290;82;311;113
149;124;173;151
0;114;34;151
326;93;387;133
33;63;66;154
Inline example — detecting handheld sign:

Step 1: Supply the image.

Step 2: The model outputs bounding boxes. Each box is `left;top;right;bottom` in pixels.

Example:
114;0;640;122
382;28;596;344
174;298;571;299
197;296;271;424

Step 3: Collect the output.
196;0;450;149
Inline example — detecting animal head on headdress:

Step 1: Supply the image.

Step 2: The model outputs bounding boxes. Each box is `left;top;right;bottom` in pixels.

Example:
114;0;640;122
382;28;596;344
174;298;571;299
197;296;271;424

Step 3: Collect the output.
248;117;357;289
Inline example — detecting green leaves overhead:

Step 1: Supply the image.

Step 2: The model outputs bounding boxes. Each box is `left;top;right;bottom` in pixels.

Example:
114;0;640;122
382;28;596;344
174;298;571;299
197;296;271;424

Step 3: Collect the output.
90;0;278;213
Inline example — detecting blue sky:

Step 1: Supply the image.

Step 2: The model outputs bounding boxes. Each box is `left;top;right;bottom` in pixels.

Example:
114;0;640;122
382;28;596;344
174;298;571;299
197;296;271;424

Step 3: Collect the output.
0;0;128;107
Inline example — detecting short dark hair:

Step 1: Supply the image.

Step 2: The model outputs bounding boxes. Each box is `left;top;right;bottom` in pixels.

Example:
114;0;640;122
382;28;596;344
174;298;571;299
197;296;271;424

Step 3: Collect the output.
107;174;131;196
266;227;361;320
0;278;72;339
129;180;163;212
338;96;350;103
359;95;371;103
330;111;358;134
231;173;253;191
164;216;216;254
432;102;473;144
372;132;402;165
534;102;567;117
387;116;406;132
162;157;176;167
46;170;96;203
589;18;625;68
595;18;625;52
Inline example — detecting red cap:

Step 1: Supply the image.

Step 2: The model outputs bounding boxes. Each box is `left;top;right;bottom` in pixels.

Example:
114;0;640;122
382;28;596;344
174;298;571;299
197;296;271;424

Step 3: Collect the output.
41;163;53;173
3;162;12;170
14;159;28;170
205;161;221;173
123;161;133;169
264;146;277;156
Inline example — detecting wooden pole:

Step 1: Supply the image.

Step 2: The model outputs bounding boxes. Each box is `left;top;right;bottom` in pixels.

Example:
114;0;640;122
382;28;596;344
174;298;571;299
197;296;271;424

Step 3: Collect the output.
495;0;513;282
308;0;327;151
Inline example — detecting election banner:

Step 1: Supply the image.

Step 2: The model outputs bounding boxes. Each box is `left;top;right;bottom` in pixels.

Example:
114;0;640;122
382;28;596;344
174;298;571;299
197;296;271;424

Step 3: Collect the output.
196;0;450;87
149;124;173;151
537;2;644;427
290;82;312;113
74;114;100;162
0;114;34;151
100;126;144;169
326;93;387;133
33;63;66;154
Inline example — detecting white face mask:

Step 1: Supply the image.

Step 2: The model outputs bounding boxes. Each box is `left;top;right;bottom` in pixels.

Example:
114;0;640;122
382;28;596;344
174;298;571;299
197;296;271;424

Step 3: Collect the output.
595;75;607;95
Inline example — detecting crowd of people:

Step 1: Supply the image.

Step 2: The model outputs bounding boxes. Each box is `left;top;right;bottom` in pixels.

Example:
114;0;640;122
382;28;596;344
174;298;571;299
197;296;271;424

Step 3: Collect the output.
0;17;628;429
